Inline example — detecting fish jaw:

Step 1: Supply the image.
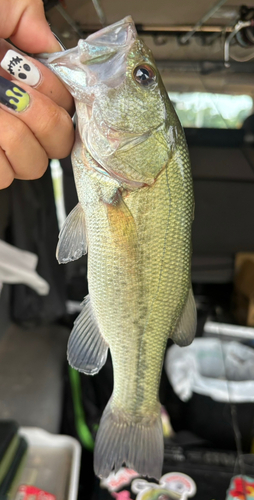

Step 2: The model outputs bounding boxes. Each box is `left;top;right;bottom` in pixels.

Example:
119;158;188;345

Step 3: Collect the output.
80;104;169;186
78;16;137;88
39;18;179;186
38;17;137;101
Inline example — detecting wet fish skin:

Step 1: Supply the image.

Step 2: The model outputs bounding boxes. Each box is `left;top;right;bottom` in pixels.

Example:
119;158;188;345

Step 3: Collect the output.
42;17;196;479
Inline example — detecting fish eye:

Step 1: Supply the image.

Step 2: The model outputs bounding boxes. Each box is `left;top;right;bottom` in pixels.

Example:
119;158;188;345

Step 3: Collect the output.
133;64;157;87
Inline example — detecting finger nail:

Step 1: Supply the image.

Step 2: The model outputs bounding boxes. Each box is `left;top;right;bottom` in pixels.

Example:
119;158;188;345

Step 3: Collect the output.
1;50;41;87
0;77;30;112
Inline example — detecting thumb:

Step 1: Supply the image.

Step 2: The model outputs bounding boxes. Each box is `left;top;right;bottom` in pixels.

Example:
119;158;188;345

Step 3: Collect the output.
3;0;61;54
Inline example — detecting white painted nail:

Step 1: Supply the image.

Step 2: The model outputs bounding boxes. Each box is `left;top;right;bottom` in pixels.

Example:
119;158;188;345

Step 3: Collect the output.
1;50;41;87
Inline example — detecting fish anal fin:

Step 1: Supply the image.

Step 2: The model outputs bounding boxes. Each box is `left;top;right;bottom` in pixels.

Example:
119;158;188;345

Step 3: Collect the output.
172;287;197;347
67;294;108;375
56;203;87;264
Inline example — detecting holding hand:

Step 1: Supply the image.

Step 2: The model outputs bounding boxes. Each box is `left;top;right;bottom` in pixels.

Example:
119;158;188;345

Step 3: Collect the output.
0;0;74;189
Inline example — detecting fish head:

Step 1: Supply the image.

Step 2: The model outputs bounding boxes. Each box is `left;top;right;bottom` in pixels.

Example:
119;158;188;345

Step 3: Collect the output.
43;17;181;187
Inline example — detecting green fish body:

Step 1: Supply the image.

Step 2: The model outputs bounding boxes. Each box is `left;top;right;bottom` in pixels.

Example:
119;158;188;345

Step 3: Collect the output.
44;17;196;479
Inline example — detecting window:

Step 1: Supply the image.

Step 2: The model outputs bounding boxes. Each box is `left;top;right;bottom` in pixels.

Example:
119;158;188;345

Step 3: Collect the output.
169;92;253;129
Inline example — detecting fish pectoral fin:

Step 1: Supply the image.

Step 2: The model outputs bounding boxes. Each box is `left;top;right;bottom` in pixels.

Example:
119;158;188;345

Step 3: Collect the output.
105;191;138;248
67;294;108;375
171;287;197;347
56;203;87;264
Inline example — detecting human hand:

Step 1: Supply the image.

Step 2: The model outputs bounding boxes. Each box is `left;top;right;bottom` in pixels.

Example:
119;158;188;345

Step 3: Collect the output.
0;0;75;189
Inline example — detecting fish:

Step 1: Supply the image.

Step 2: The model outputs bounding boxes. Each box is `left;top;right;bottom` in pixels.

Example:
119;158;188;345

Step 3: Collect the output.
42;16;196;479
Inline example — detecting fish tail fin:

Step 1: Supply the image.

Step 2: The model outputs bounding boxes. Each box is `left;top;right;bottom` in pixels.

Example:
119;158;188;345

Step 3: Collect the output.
94;400;163;480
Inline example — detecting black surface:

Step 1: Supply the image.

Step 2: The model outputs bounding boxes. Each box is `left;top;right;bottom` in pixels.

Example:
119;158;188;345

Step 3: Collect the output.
0;421;18;463
192;180;254;255
9;169;67;324
185;127;245;148
0;437;27;498
185;395;254;452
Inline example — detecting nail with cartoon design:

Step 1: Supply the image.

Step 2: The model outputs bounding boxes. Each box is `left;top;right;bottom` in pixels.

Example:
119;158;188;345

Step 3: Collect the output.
0;77;30;112
1;50;41;87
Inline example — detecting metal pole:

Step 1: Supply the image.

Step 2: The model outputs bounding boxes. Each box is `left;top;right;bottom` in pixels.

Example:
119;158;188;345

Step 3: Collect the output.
180;0;228;44
55;4;84;38
92;0;108;27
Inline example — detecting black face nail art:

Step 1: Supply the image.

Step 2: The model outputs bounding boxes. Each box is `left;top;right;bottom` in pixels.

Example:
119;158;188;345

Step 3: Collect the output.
1;50;41;87
7;55;23;76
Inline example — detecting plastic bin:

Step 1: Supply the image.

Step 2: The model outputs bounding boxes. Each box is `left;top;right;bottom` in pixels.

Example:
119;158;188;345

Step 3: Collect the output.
13;428;81;500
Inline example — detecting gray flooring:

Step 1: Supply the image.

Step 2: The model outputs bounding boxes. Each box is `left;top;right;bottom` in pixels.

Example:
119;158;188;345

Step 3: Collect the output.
0;323;69;433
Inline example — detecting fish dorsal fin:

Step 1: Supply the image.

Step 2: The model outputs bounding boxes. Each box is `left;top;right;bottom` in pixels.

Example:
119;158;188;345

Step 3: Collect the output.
56;203;87;264
171;287;197;347
67;295;108;375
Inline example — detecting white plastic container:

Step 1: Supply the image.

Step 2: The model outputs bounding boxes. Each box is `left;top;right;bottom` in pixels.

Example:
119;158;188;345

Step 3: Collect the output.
16;428;81;500
165;338;254;402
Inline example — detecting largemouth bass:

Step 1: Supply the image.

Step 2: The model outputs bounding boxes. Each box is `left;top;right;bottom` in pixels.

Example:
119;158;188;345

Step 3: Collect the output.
43;17;196;479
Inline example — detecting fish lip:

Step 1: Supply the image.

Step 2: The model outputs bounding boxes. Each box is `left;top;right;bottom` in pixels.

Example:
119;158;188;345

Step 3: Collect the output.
86;16;137;46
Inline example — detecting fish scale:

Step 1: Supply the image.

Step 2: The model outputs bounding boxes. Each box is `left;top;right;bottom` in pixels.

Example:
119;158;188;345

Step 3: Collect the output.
42;16;196;479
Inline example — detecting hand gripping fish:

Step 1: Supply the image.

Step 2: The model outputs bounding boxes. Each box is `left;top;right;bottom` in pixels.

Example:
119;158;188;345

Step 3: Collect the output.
42;17;196;479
